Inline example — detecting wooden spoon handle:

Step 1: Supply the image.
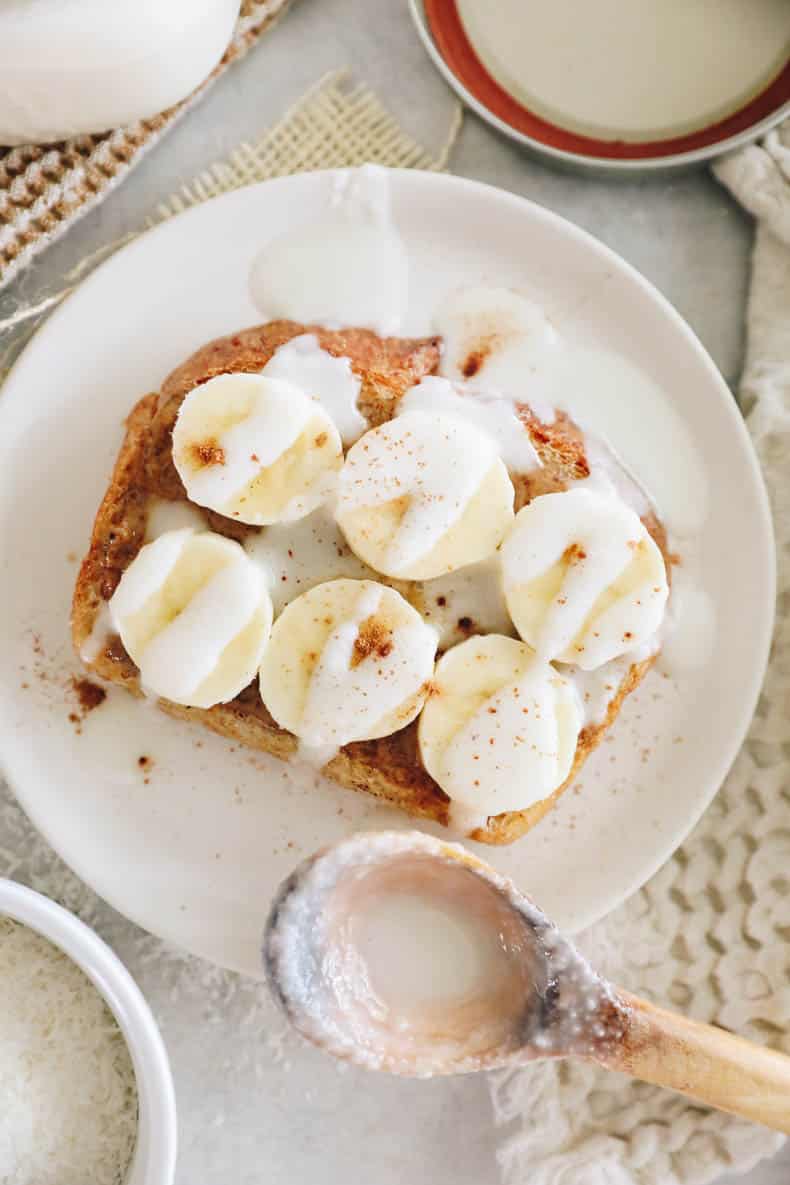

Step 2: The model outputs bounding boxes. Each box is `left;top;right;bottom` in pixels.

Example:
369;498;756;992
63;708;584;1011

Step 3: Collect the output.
596;990;790;1133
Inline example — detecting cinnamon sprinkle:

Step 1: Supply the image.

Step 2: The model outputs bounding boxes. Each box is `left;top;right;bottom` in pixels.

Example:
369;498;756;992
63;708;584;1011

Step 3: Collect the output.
71;677;107;714
190;439;226;468
563;542;587;565
350;617;394;668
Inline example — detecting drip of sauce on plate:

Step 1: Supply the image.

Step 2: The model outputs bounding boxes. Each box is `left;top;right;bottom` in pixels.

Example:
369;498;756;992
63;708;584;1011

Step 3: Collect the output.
419;558;513;651
562;650;650;729
656;553;717;674
434;285;708;538
145;496;207;540
399;374;541;472
79;601;114;664
296;738;341;770
446;801;490;836
262;334;366;447
249;165;408;336
244;505;373;615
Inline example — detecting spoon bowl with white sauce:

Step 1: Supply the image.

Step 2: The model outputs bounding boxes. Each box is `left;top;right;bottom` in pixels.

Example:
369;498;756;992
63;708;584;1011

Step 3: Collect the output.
265;832;790;1131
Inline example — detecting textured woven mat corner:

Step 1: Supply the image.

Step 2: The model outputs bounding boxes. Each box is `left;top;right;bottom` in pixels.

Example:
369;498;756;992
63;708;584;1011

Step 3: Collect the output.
0;0;290;293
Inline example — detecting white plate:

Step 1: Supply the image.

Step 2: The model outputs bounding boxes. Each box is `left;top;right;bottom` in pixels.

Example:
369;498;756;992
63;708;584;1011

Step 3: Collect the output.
0;169;774;976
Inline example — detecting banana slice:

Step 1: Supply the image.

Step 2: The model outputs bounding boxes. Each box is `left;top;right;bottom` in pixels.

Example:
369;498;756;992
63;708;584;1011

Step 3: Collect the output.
418;634;581;816
336;410;515;581
501;487;669;670
259;578;438;751
172;372;343;525
109;527;273;708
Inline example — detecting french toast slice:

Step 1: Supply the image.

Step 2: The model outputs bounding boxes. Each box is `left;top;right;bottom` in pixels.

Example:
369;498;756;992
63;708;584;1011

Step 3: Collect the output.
72;320;669;845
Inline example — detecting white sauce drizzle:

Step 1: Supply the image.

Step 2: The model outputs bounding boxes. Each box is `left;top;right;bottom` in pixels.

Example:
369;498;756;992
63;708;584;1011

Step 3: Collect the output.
398;375;541;473
447;801;490;836
79;600;113;664
435;285;708;538
656;547;717;675
145;496;207;540
435;286;560;419
420;558;514;650
295;739;342;770
249;164;408;335
580;434;651;521
561;646;655;729
244;504;374;615
262;334;366;447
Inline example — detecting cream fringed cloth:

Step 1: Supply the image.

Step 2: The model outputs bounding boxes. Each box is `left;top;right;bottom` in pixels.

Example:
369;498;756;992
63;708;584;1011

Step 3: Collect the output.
1;70;788;1185
487;138;790;1185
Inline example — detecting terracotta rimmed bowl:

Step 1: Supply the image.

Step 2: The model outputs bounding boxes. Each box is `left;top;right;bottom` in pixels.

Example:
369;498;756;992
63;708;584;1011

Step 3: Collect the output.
412;0;790;174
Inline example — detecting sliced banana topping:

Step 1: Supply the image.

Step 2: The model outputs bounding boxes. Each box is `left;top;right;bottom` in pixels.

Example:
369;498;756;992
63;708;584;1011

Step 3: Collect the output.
419;634;582;816
336;410;515;581
501;487;669;670
109;527;273;708
172;372;343;525
259;578;438;750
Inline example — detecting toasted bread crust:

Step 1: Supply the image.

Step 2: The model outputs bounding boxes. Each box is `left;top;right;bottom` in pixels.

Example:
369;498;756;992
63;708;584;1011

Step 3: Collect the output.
72;321;668;845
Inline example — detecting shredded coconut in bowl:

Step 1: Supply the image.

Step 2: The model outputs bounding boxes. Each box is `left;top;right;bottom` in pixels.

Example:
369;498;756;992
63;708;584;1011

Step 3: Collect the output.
0;916;138;1185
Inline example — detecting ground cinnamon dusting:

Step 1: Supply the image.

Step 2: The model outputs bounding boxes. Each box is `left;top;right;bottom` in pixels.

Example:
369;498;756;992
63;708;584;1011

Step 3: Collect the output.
461;336;495;378
564;542;587;564
350;617;394;668
190;439;226;467
71;677;107;714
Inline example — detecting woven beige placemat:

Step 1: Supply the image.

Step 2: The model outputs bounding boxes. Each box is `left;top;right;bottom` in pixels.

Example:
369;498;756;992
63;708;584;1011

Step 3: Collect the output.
153;70;460;220
0;0;291;293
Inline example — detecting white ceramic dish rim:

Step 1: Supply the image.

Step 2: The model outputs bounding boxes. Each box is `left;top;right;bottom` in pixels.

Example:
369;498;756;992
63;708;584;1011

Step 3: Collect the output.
409;0;790;174
0;168;776;960
0;878;177;1185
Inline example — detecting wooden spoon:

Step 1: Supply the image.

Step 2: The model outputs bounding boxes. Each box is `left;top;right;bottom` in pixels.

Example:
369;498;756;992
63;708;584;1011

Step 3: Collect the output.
264;831;790;1130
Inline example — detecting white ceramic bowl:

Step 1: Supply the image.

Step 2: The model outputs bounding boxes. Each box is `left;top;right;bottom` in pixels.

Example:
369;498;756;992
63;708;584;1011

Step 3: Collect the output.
0;0;241;146
0;878;177;1185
